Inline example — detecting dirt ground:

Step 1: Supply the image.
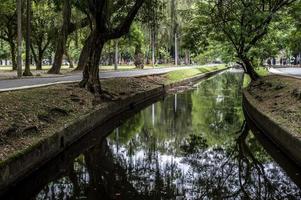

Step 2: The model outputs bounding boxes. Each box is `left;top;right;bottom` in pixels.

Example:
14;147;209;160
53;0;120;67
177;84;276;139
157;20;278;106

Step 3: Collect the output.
0;76;164;162
247;75;301;136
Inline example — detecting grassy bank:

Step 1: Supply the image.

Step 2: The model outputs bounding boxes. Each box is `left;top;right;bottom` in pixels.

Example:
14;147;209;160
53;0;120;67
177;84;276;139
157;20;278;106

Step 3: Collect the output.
166;65;226;83
246;75;301;136
0;65;226;162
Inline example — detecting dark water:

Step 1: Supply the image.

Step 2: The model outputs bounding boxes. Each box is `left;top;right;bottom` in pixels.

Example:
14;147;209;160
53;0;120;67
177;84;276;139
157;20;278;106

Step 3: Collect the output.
4;70;301;200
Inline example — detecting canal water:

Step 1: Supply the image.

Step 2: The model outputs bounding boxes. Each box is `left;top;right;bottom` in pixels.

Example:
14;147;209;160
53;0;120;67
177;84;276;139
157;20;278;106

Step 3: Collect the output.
4;70;301;199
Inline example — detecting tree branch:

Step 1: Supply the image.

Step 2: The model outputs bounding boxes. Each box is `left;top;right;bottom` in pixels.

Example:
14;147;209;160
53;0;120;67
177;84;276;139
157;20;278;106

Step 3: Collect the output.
102;0;145;40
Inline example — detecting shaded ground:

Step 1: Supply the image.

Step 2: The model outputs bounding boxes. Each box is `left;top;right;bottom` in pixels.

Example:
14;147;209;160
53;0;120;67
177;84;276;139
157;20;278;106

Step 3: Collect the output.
247;75;301;136
0;77;162;162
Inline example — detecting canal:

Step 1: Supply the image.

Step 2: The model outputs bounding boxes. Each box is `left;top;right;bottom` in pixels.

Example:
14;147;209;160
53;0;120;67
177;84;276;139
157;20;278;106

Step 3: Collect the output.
3;70;301;199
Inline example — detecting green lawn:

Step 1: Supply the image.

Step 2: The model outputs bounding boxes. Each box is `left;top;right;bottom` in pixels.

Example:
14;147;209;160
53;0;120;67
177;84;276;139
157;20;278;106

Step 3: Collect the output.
166;65;226;82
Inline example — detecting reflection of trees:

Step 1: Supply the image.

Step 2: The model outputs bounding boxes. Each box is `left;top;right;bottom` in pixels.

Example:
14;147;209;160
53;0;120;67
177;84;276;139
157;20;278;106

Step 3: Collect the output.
108;121;301;199
192;72;244;146
178;121;301;199
35;139;146;200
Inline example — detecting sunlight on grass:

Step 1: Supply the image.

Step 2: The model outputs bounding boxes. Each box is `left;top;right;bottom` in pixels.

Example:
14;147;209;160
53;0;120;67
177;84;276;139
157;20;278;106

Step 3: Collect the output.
255;67;269;76
243;74;251;88
167;65;226;82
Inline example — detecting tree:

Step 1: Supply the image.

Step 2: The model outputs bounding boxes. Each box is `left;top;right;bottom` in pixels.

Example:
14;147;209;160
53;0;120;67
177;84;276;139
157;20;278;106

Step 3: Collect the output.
48;0;88;74
23;0;33;76
192;0;297;80
128;24;145;68
47;0;71;74
17;0;22;77
30;0;58;70
78;0;145;98
0;0;18;70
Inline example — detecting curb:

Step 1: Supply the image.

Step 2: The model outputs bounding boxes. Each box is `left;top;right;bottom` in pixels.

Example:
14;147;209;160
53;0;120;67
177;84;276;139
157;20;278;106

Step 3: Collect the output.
0;68;227;193
242;90;301;167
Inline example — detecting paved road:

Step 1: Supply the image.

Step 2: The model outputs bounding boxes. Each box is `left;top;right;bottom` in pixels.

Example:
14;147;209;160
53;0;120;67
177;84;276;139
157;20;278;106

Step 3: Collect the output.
0;65;216;92
269;68;301;79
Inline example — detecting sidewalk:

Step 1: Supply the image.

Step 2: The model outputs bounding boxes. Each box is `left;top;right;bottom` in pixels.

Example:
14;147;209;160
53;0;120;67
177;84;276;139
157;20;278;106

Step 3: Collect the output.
269;67;301;79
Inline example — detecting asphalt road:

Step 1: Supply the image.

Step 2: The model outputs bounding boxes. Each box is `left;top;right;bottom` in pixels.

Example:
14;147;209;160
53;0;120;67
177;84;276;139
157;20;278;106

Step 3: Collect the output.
0;66;214;92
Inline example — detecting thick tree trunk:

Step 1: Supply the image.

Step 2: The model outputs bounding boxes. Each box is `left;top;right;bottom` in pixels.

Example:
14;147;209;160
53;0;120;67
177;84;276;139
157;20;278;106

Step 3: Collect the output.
48;0;71;74
241;57;260;81
23;0;32;76
17;0;23;78
79;31;104;98
9;40;17;70
75;35;92;71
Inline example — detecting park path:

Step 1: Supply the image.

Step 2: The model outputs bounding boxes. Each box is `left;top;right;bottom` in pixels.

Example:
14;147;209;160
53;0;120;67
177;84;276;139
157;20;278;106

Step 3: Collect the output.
269;67;301;79
0;65;216;92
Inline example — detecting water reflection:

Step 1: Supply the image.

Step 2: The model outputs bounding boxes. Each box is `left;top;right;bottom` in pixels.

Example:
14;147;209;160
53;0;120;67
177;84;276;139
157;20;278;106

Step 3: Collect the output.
3;71;301;199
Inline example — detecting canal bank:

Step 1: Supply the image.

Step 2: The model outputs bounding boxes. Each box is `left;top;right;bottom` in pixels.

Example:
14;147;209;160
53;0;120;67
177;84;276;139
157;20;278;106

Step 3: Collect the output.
243;75;301;167
0;66;226;193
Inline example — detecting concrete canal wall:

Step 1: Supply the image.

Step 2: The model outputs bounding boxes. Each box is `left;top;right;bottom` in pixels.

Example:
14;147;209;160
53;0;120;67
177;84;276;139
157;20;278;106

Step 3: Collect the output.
243;90;301;167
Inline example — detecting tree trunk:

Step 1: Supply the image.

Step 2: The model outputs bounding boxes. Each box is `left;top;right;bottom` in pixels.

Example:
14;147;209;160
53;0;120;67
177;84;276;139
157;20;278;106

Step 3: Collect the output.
31;44;44;70
9;40;17;70
17;0;23;78
241;57;260;81
134;46;144;69
151;29;155;67
79;31;104;98
37;49;43;70
114;40;118;70
24;0;32;76
185;50;190;65
65;49;74;68
75;35;92;71
175;33;178;66
48;0;71;74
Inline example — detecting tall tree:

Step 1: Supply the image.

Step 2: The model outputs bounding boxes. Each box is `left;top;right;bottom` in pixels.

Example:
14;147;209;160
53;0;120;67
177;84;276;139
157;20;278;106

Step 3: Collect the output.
23;0;32;76
186;0;296;80
78;0;145;99
30;0;58;70
47;0;71;74
196;0;297;80
0;0;18;70
17;0;22;77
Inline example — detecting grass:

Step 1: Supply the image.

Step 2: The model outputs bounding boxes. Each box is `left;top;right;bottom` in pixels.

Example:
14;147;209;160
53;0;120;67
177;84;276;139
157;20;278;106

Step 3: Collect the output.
255;67;269;76
243;74;251;88
166;65;226;82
